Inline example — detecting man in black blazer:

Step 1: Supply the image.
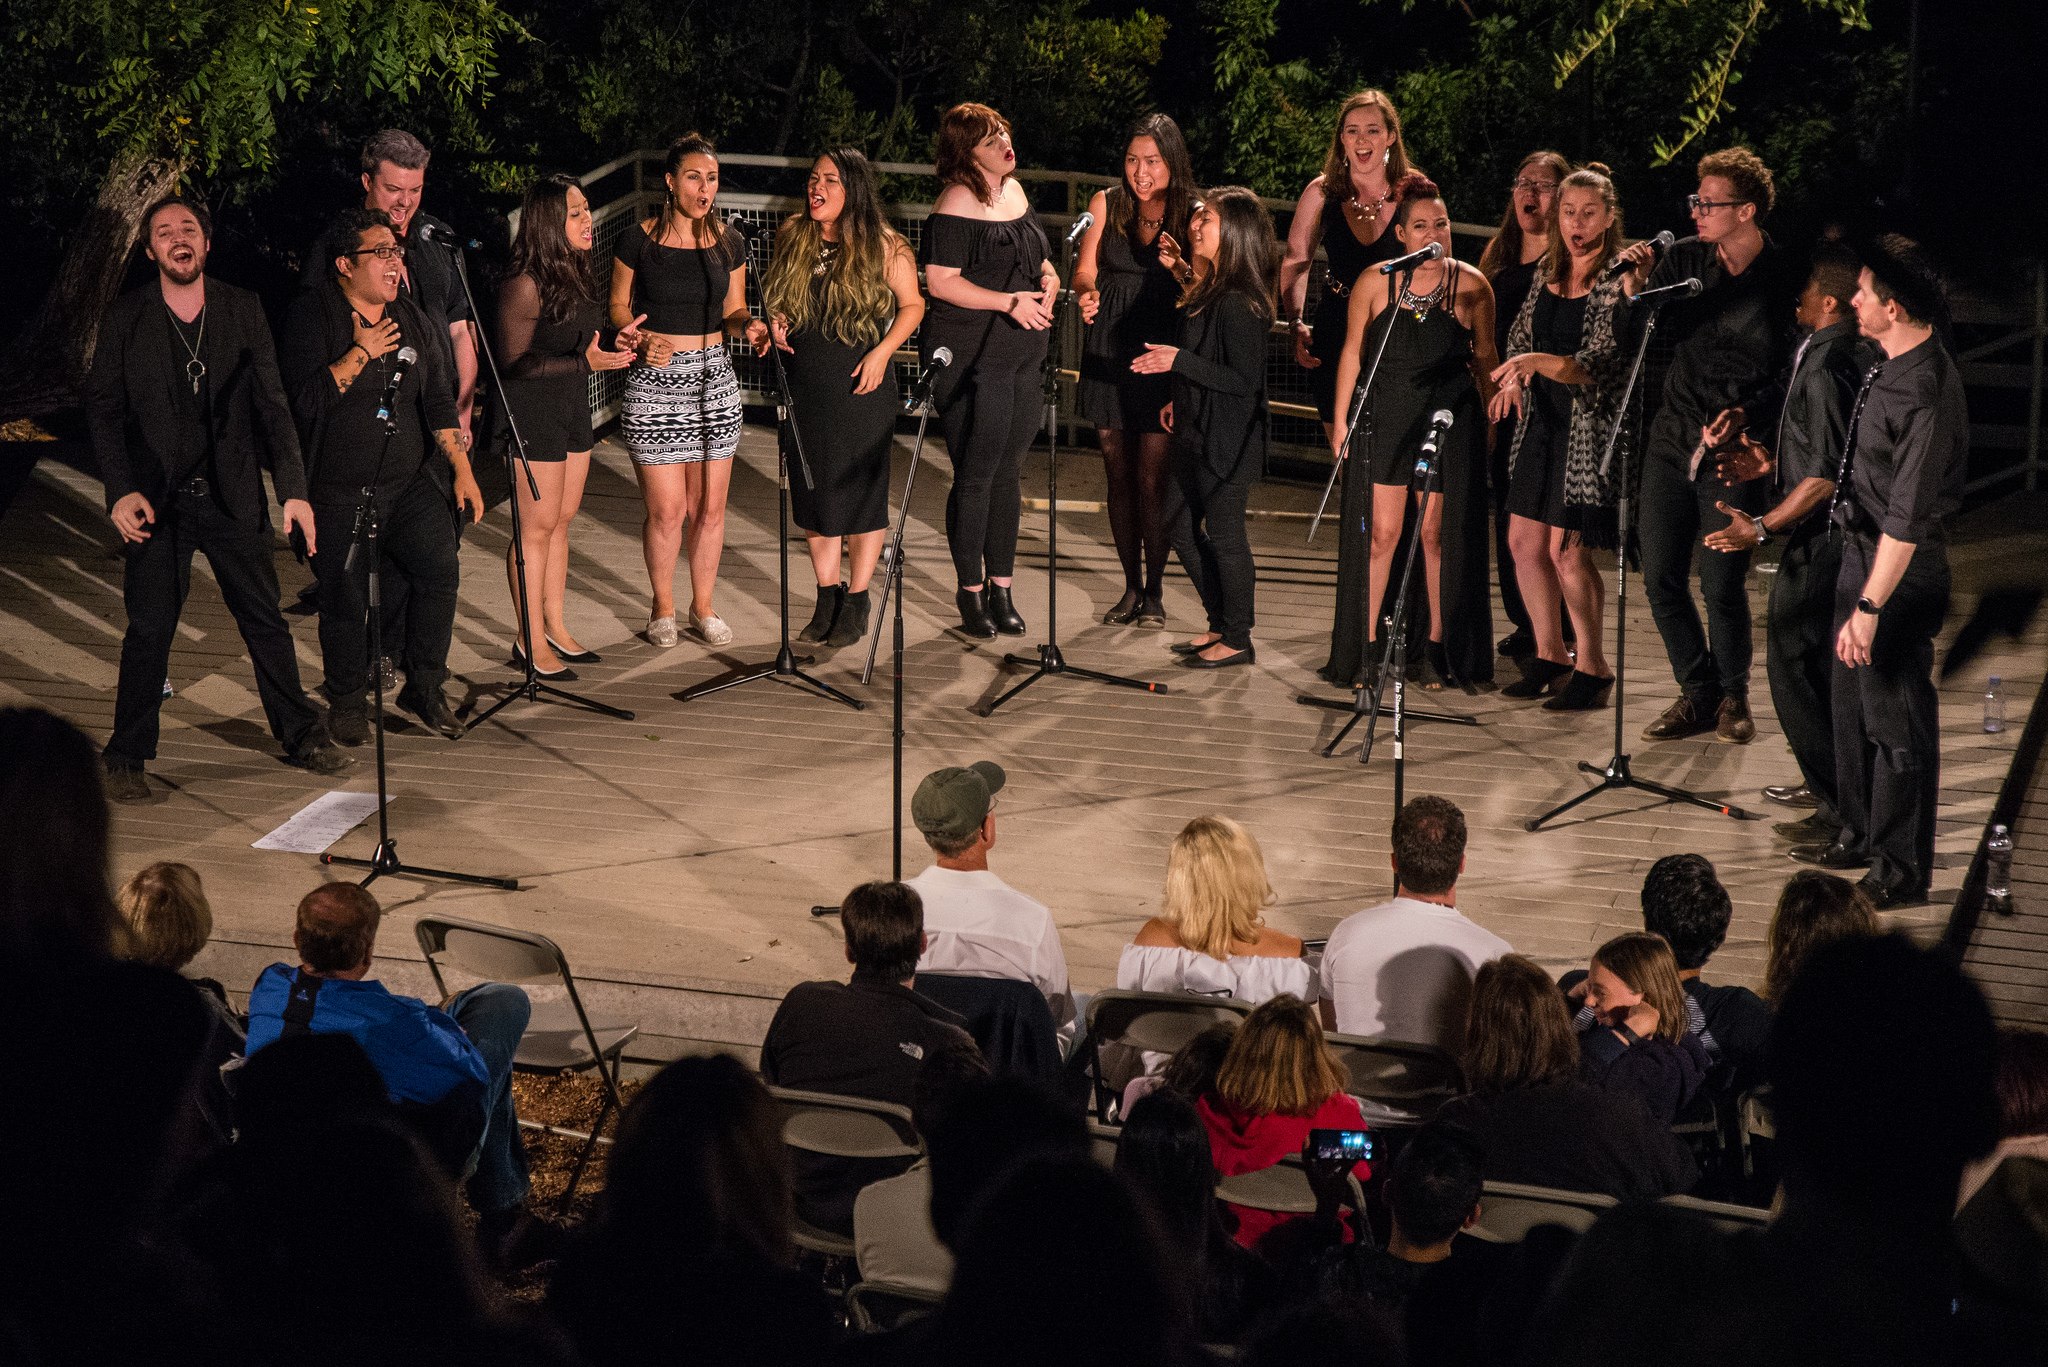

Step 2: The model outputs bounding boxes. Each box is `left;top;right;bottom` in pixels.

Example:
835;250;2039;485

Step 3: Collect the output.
86;196;351;801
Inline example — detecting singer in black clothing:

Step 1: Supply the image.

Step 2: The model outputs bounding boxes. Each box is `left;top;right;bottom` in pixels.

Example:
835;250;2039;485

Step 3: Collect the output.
1132;188;1278;668
1622;147;1796;745
87;196;350;800
1793;238;1967;910
921;102;1060;640
278;207;485;743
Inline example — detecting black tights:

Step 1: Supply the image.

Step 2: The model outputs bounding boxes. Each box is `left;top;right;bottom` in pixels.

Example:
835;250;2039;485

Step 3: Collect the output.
1100;429;1170;598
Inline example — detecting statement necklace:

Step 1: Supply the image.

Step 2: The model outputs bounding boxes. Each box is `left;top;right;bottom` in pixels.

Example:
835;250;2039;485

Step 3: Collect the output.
1346;188;1390;225
165;303;207;393
813;239;842;278
1397;269;1451;323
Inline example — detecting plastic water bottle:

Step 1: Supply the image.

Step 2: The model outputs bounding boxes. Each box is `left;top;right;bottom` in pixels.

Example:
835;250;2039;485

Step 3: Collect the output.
1984;677;2005;734
1985;824;2014;908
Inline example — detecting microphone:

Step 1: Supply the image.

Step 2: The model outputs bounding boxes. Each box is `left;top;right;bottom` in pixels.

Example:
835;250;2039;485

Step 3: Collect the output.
907;347;953;410
412;221;482;251
1066;211;1095;246
375;346;419;427
1603;229;1674;280
1419;408;1455;458
1629;278;1704;306
1377;241;1443;275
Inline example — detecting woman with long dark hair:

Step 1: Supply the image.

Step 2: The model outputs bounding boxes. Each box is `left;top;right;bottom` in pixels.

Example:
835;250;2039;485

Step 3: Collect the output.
1279;90;1417;443
1131;187;1277;669
922;102;1060;639
1324;173;1498;690
610;134;770;651
1074;113;1197;627
497;174;636;677
1489;164;1631;710
761;148;925;648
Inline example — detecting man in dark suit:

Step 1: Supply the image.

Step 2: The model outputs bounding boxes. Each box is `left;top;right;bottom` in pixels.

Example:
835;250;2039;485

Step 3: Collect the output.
86;196;350;800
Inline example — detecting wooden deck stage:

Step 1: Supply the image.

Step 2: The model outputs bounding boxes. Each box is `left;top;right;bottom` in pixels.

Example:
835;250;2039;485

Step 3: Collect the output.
3;427;2041;1059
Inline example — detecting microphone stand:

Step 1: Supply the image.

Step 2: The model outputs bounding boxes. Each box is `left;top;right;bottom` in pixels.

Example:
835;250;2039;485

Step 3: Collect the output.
446;243;637;734
1525;286;1756;830
1354;446;1446;806
324;417;517;892
979;229;1166;716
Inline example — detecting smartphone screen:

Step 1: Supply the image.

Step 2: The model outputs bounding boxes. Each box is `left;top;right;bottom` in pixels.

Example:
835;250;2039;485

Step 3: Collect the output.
1306;1128;1376;1163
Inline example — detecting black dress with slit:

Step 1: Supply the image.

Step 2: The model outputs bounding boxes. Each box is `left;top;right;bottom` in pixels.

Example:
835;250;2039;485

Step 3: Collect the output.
1308;189;1402;423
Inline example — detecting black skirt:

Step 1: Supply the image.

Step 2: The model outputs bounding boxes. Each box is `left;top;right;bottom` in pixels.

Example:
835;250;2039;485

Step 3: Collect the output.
784;326;895;537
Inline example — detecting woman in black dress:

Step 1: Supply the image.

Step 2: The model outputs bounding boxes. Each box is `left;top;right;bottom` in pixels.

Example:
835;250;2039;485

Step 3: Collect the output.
496;174;638;678
762;149;925;648
1074;113;1197;627
1489;165;1630;711
1131;188;1279;669
1325;174;1499;689
921;102;1060;640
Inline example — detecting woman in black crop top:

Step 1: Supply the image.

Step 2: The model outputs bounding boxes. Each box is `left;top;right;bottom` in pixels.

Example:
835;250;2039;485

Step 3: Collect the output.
921;102;1060;640
609;133;771;652
497;175;637;677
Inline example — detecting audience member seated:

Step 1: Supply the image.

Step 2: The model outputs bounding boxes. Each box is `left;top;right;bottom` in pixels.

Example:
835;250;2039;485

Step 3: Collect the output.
1958;1027;2048;1210
1516;1201;1747;1367
853;1036;993;1296
1236;1298;1405;1367
761;879;981;1237
1574;932;1710;1125
906;760;1076;1044
244;881;539;1262
1436;955;1696;1199
1318;795;1511;1049
548;1054;836;1367
1763;869;1878;1003
1116;1091;1283;1345
1121;1018;1240;1116
1197;994;1372;1251
1561;854;1771;1094
1120;815;1310;1003
118;859;243;1140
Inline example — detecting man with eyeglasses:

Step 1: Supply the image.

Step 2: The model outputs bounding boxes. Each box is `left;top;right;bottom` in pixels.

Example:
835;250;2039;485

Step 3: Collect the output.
1621;146;1796;745
278;207;485;742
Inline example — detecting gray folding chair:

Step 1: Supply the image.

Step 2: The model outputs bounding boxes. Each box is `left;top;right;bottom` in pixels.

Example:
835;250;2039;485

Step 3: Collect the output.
1322;1032;1467;1128
1660;1192;1773;1232
1469;1180;1617;1242
767;1086;924;1260
1088;1119;1122;1169
1216;1155;1367;1217
1737;1085;1777;1179
1082;989;1255;1121
846;1280;944;1333
414;915;640;1209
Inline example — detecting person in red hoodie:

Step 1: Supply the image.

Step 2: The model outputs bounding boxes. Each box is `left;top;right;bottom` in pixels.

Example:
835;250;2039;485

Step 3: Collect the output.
1197;994;1371;1251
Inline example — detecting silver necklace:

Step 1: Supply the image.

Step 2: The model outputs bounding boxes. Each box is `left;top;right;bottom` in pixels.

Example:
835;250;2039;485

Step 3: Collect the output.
166;304;206;393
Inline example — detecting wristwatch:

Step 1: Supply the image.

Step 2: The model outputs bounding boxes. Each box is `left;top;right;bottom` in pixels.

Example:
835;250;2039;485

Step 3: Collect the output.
1752;519;1770;547
1856;595;1882;616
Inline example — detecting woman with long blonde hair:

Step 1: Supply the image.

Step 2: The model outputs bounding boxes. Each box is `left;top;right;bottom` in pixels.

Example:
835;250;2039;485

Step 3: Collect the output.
762;148;925;647
1117;815;1309;1003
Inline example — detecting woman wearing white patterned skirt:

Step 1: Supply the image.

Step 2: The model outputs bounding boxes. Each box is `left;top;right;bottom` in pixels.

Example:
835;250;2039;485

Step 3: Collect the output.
610;133;770;648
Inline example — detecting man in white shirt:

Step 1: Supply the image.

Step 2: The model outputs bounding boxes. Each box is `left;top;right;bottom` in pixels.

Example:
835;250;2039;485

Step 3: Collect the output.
1318;796;1513;1050
905;760;1076;1043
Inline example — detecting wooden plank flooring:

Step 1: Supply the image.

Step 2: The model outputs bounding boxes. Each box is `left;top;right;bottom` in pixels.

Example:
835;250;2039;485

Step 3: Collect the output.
4;428;2043;1034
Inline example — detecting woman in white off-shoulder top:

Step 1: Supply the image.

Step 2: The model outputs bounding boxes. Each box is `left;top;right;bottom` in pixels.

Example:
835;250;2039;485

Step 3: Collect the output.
1117;815;1312;1004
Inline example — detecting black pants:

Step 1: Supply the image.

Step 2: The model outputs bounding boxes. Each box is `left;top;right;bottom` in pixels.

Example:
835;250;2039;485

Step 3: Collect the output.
1639;454;1768;700
1767;525;1842;817
1164;440;1257;650
936;354;1040;586
1832;537;1948;896
107;490;323;765
309;468;459;712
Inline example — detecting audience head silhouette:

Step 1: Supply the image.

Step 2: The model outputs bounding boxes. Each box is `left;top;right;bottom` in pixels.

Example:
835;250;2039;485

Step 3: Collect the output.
840;879;925;981
296;881;380;976
1463;954;1579;1092
1214;994;1346;1116
118;861;213;972
1764;870;1877;1001
1385;1119;1486;1250
1639;853;1731;972
1162;815;1276;958
925;1073;1088;1251
1392;794;1466;896
0;706;126;966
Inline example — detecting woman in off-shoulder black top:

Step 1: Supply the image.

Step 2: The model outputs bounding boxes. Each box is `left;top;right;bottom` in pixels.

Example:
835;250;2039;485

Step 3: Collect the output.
921;103;1060;640
495;175;636;677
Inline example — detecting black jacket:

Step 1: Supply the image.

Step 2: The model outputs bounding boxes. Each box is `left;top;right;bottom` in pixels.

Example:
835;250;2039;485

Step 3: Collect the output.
84;280;306;528
1776;319;1880;498
1170;291;1270;480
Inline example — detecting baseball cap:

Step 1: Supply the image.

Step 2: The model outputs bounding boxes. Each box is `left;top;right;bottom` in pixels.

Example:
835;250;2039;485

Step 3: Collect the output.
911;761;1008;839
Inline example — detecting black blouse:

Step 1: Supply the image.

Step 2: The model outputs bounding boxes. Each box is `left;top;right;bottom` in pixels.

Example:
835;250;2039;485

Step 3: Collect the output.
920;211;1051;327
1170;291;1270;478
613;223;736;335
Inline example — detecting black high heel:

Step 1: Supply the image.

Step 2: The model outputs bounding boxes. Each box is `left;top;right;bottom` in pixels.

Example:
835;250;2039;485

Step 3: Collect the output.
510;644;578;682
1502;656;1572;699
1543;670;1615;711
1135;593;1166;628
985;583;1026;636
955;588;997;640
545;634;601;665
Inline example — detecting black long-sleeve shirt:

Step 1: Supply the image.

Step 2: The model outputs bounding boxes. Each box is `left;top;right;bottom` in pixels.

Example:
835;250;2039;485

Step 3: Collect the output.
1642;235;1797;472
1775;319;1880;496
1838;334;1968;546
1168;290;1270;479
84;280;306;528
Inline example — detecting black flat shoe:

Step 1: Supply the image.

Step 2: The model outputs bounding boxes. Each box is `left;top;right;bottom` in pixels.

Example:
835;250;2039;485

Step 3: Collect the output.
1182;644;1255;669
1101;589;1143;625
511;645;578;682
1788;839;1871;871
955;588;997;640
1170;637;1223;656
1543;670;1614;711
546;635;602;665
985;584;1027;636
1502;657;1572;699
1764;783;1820;808
1135;594;1166;628
1855;876;1926;911
398;690;464;740
1774;813;1841;843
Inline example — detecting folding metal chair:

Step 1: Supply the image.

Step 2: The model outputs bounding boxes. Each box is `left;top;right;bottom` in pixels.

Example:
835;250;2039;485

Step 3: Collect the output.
767;1086;924;1260
1216;1154;1368;1217
846;1280;944;1333
1469;1180;1617;1242
1322;1031;1466;1127
1659;1192;1773;1232
414;915;640;1210
1081;989;1254;1121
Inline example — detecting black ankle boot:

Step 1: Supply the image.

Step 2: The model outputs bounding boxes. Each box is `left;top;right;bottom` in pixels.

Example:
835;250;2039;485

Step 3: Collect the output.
985;583;1026;635
955;587;997;639
827;589;871;646
797;585;843;643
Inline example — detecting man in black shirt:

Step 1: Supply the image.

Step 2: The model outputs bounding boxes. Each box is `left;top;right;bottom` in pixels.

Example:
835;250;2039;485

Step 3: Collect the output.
1791;235;1967;909
1705;249;1883;839
1626;147;1796;744
86;196;351;800
278;208;484;741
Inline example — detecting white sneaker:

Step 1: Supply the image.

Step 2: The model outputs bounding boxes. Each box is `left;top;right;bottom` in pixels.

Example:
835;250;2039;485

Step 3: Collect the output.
690;610;734;646
646;614;679;648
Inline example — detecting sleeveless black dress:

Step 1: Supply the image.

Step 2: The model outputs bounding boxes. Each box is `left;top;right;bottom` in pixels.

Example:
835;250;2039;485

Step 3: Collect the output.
1079;213;1179;433
1504;287;1589;527
1323;270;1494;686
783;243;896;537
1309;188;1403;423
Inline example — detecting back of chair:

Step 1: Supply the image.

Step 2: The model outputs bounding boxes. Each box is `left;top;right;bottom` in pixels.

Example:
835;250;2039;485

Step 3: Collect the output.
1470;1180;1617;1242
1086;989;1254;1056
415;915;567;989
1216;1156;1365;1216
846;1280;943;1334
768;1086;923;1161
1659;1192;1772;1232
1323;1032;1466;1126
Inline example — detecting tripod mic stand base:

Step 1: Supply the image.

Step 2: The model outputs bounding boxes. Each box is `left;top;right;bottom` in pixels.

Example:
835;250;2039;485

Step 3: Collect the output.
977;643;1168;717
322;839;521;892
1296;692;1478;726
1523;751;1760;831
465;676;638;734
676;643;866;710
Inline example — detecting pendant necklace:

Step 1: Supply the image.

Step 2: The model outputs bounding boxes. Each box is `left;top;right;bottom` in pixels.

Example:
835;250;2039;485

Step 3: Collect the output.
166;304;207;393
814;239;841;277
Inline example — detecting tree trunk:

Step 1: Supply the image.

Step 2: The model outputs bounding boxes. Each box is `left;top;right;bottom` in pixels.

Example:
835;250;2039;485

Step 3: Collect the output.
770;20;813;156
0;145;186;421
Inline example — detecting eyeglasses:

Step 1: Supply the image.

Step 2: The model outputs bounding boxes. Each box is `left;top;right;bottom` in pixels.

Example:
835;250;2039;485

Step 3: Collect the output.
1510;179;1560;195
352;244;408;261
1687;195;1749;214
